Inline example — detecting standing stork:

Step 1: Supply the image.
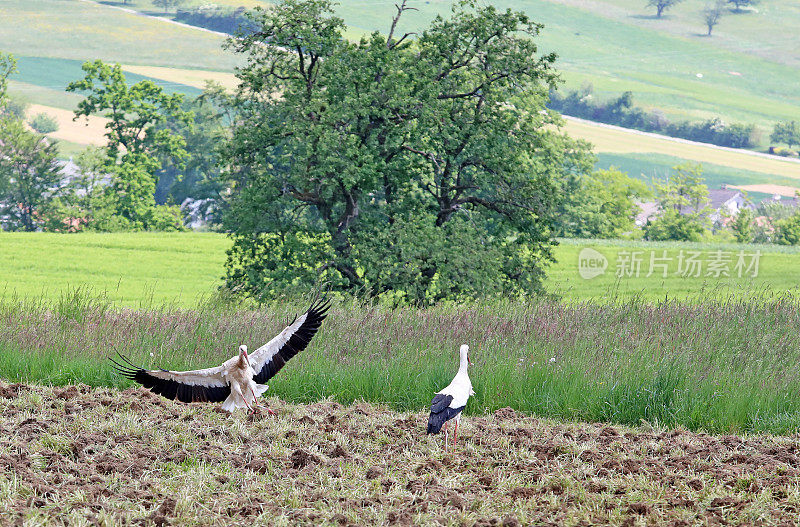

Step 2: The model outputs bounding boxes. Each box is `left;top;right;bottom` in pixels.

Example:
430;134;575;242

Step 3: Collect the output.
427;344;474;450
112;298;330;413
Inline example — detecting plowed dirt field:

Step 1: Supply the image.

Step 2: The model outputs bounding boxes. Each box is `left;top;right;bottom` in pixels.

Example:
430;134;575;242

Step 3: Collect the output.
1;384;799;526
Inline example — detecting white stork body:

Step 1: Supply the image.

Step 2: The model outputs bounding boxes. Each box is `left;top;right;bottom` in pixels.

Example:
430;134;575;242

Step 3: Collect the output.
112;298;330;413
427;344;474;450
218;348;270;413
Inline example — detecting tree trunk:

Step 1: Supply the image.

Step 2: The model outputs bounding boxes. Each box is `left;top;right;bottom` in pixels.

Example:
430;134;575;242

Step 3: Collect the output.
331;190;362;286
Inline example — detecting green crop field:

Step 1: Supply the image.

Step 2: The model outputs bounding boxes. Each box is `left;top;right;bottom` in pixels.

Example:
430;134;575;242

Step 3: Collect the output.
0;233;230;308
1;232;799;307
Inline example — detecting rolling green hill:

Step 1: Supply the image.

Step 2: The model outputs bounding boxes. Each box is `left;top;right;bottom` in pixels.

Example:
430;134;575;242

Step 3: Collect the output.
334;0;800;131
2;0;798;196
0;0;239;70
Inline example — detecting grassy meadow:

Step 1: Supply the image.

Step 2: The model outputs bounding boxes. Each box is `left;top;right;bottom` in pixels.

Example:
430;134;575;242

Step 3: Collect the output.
0;233;230;308
0;0;238;70
2;234;800;434
3;289;800;435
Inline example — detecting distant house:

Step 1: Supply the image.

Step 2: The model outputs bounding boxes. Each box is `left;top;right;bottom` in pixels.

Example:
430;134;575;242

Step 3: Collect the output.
635;200;659;227
706;185;752;222
635;184;754;228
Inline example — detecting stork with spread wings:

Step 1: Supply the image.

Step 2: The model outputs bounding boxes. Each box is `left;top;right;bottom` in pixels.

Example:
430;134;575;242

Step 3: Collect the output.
112;298;330;413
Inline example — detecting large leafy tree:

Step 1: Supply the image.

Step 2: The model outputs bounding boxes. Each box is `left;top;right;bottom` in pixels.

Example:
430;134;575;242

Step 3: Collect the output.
155;84;232;206
221;0;594;303
555;167;649;238
67;60;192;163
66;61;190;230
0;119;63;231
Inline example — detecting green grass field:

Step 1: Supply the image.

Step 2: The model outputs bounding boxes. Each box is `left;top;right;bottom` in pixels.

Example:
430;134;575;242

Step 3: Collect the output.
3;283;800;435
550;0;800;68
2;233;800;435
0;233;230;308
12;56;203;99
1;233;799;306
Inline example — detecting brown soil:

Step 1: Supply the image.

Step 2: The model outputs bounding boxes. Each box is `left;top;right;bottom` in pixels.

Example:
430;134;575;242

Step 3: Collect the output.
1;383;799;526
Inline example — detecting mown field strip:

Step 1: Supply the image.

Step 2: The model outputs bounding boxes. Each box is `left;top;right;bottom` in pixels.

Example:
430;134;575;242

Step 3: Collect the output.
121;65;238;91
562;116;800;179
26;103;108;146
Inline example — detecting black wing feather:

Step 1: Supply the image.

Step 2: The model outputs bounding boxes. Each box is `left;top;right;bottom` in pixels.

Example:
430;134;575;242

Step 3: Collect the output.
427;394;464;434
110;354;231;404
253;298;331;385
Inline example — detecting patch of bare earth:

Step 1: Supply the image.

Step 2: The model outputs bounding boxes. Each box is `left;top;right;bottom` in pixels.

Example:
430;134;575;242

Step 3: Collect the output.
1;384;799;525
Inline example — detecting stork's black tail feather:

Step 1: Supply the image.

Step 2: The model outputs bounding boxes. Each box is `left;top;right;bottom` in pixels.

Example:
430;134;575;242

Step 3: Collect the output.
426;406;465;434
427;414;444;435
427;393;464;435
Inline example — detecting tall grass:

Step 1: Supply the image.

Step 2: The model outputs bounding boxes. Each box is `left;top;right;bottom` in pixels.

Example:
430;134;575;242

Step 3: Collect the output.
2;290;800;434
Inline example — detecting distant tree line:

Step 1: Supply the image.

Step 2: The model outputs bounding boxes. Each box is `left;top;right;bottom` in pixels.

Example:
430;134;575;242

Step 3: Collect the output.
548;86;758;148
175;4;258;34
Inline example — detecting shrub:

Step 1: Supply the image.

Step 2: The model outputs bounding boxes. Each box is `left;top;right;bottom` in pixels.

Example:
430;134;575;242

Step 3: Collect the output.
1;97;28;120
775;213;800;246
772;146;798;158
644;209;707;242
28;112;59;134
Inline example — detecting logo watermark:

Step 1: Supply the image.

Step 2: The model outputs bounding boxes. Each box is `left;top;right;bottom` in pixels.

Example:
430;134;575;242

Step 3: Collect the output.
578;248;761;280
578;248;608;280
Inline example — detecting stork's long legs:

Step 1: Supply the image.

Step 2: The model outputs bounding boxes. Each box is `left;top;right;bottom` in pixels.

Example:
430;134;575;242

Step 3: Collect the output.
249;385;275;415
232;383;253;413
249;385;260;409
453;419;459;448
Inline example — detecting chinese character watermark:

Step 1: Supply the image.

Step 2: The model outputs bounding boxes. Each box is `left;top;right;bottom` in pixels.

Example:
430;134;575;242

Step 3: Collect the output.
578;248;761;280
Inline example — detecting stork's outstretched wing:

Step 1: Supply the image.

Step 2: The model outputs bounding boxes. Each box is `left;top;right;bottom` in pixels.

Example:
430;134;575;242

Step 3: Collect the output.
111;354;231;403
249;297;331;384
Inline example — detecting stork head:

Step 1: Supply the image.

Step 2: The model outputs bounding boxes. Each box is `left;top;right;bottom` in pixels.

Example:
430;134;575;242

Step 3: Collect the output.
239;344;251;368
460;344;473;366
